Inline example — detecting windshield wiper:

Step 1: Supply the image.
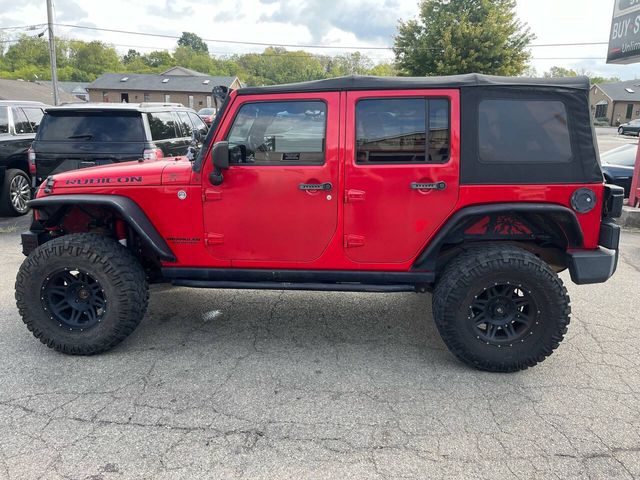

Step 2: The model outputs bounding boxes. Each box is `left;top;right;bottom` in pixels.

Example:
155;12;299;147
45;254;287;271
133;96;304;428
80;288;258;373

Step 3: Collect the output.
67;134;93;140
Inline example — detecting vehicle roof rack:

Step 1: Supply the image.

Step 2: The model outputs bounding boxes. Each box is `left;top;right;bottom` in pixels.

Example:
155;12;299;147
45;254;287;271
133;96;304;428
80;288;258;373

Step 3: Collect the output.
139;102;184;108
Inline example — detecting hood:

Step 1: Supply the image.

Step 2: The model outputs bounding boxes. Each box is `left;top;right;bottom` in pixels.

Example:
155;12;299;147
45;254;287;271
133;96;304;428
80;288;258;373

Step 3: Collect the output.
43;157;192;191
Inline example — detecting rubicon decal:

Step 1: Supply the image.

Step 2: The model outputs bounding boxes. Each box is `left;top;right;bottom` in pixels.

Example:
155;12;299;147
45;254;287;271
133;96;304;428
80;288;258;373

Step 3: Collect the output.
65;176;143;185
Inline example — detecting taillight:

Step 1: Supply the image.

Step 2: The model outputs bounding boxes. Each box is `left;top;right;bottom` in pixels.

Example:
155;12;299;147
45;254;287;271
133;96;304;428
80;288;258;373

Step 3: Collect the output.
142;147;164;161
28;147;36;174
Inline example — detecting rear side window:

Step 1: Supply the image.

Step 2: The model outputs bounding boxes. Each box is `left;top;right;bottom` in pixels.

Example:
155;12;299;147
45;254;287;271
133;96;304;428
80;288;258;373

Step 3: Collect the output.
147;112;179;141
176;112;193;137
22;107;44;132
355;98;450;164
226;101;326;165
188;112;208;137
12;108;33;134
0;107;8;134
37;112;145;142
479;99;572;163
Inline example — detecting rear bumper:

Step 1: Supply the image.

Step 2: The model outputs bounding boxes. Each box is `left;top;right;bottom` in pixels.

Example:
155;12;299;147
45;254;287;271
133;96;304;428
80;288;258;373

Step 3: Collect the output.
567;220;620;285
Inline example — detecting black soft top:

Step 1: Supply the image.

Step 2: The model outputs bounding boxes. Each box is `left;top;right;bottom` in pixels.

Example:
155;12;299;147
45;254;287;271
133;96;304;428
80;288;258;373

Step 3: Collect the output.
237;74;590;95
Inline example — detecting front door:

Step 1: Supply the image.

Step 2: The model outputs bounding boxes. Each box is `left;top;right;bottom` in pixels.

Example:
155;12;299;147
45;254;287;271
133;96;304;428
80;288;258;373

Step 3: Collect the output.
203;93;340;263
343;90;460;264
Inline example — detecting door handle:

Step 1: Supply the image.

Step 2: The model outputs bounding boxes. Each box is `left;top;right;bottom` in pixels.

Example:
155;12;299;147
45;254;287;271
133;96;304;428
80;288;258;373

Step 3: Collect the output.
299;182;332;191
410;181;446;191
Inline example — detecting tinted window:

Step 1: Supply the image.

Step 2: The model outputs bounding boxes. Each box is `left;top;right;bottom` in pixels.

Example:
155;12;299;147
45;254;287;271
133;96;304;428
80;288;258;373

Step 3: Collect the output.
37;112;145;142
356;98;450;164
12;108;33;134
227;101;326;165
0;107;8;134
22;107;44;132
479;100;572;163
176;112;193;137
188;112;208;136
147;112;178;140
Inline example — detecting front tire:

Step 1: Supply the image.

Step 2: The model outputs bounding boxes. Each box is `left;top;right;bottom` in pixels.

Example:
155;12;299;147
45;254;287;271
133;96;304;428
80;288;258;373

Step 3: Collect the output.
432;246;570;372
15;234;149;355
618;127;625;135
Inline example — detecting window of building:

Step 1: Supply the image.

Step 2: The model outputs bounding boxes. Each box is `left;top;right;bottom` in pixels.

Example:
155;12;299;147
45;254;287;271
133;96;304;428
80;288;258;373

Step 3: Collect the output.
188;95;194;108
355;98;450;164
147;112;178;140
226;101;326;165
594;103;608;119
0;107;9;135
626;103;634;119
102;91;109;102
144;93;150;102
12;108;32;134
478;99;572;164
22;107;44;132
164;94;171;103
206;96;212;108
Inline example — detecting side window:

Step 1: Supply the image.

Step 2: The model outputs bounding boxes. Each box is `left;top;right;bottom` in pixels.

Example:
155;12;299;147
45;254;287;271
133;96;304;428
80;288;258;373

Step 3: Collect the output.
147;112;178;140
22;107;44;133
12;107;33;134
479;99;572;164
0;107;9;135
226;101;326;165
188;112;208;137
355;98;450;164
176;112;193;137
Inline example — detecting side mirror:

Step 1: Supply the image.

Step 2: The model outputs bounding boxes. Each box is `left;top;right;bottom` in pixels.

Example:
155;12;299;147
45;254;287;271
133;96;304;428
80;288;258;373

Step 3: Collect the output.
209;141;229;186
212;141;229;170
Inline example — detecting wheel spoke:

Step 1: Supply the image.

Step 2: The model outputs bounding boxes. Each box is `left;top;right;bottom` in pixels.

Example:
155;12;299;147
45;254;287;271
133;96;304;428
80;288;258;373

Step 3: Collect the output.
49;286;67;297
69;309;82;325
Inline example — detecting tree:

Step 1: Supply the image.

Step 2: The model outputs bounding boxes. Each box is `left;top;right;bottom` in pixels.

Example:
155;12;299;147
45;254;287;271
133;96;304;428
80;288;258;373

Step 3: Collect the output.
177;32;208;53
394;0;534;76
123;49;141;65
543;66;620;85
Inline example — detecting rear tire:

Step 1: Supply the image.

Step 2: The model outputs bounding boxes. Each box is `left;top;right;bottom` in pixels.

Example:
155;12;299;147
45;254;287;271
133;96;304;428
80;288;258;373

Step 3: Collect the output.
15;233;149;355
618;127;625;135
0;169;31;216
432;245;570;372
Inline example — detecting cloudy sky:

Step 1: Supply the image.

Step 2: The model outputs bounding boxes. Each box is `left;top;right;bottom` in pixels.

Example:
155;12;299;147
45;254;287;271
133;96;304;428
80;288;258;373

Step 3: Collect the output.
1;0;638;79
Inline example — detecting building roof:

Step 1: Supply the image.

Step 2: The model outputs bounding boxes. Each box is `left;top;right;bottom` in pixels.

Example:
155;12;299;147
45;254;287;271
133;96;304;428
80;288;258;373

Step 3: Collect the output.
88;72;238;93
594;79;640;102
160;66;208;76
0;79;79;104
37;81;89;95
237;74;591;95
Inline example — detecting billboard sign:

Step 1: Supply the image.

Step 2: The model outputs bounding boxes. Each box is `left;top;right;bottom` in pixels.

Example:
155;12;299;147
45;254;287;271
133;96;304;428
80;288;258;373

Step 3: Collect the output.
608;0;640;64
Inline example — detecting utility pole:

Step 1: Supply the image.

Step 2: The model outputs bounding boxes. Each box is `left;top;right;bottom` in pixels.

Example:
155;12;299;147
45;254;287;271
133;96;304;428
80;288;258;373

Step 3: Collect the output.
46;0;59;105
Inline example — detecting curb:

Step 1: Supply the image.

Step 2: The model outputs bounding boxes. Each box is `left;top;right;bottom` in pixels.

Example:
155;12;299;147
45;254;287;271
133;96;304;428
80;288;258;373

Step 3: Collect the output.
620;206;640;229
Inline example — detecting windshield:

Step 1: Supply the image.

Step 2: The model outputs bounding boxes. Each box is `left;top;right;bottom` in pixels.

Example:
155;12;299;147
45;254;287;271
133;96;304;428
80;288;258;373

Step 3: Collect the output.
601;144;637;167
37;111;145;142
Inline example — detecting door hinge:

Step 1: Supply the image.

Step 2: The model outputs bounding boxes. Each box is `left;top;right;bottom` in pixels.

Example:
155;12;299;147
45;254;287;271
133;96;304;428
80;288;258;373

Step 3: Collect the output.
205;233;224;245
203;190;222;202
345;189;365;203
344;234;365;248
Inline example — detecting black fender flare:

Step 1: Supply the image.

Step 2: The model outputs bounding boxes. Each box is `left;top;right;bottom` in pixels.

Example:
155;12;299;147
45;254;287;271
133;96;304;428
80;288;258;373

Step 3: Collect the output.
28;194;176;262
412;203;584;271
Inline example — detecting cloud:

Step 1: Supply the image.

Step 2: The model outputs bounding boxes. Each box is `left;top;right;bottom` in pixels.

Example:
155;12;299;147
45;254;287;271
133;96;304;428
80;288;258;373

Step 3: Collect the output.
258;0;400;43
54;0;89;22
146;0;194;18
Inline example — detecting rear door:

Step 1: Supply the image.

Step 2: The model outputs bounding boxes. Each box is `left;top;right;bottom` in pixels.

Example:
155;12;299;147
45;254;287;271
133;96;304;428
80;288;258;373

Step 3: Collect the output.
203;93;339;263
343;90;460;264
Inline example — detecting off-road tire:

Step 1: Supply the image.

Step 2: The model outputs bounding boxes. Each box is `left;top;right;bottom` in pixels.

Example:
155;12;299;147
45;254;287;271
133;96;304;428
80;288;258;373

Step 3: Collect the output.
15;233;149;355
0;169;31;216
432;245;570;372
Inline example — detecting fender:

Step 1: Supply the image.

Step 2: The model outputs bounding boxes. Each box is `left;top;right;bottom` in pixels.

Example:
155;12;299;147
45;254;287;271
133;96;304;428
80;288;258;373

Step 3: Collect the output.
412;203;584;271
27;194;176;262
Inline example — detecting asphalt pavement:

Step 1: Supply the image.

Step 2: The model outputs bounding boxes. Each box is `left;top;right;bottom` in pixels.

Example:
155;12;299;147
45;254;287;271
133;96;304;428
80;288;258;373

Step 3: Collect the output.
595;127;638;154
0;131;639;479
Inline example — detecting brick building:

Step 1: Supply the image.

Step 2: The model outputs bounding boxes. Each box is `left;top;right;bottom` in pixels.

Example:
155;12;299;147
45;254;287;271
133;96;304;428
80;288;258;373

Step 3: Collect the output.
590;79;640;126
87;67;241;109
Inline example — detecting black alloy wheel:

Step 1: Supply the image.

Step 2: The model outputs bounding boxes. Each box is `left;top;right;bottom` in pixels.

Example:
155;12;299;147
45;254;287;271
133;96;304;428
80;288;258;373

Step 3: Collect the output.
42;268;107;331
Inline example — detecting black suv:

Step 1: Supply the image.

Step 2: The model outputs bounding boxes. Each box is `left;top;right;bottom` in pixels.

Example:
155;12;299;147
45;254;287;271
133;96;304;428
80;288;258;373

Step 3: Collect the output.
31;103;208;184
0;100;46;216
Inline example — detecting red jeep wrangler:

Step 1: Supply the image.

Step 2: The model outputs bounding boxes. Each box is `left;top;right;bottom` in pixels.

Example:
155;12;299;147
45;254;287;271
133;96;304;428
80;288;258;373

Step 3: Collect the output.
16;74;624;372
